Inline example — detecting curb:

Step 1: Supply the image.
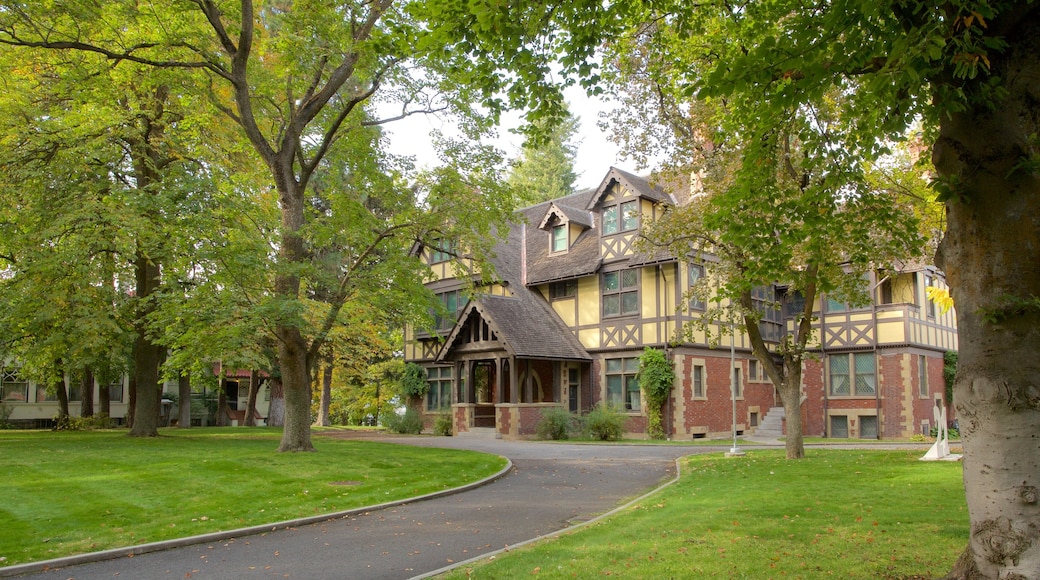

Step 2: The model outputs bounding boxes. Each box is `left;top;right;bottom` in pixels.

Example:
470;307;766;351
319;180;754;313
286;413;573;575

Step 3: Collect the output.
410;455;687;580
0;457;513;578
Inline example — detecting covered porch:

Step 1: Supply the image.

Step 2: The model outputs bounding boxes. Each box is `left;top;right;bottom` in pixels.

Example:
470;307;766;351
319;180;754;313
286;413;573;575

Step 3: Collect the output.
436;295;591;439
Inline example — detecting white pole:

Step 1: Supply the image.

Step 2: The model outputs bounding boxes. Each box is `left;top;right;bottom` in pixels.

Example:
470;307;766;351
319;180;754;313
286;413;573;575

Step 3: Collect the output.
729;315;743;456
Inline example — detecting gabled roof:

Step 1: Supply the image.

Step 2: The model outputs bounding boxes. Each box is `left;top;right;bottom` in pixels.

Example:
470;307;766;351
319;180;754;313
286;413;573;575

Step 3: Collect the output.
521;189;603;285
537;201;593;230
437;294;590;362
585;167;675;210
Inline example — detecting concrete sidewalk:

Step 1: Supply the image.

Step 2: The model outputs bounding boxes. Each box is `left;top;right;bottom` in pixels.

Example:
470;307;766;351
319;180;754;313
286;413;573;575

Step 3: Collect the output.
9;437;713;580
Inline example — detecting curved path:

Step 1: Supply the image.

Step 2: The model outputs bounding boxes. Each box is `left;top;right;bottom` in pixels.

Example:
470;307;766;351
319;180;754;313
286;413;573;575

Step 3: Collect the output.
12;436;722;580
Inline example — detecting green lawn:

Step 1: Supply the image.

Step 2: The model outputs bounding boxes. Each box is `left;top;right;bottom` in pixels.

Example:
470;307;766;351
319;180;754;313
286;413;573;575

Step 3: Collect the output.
443;450;967;579
0;428;506;566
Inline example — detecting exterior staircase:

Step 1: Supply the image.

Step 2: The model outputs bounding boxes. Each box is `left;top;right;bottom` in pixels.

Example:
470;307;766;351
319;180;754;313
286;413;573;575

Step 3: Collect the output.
455;427;501;439
753;406;785;439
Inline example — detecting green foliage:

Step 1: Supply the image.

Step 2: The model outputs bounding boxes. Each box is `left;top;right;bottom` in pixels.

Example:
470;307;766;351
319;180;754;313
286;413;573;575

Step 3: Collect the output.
0;429;506;566
637;348;675;440
383;406;423;435
399;362;429;399
536;406;577;440
0;402;12;429
507;109;580;205
583;403;626;441
54;413;114;431
943;351;958;404
931;425;960;440
433;412;454;436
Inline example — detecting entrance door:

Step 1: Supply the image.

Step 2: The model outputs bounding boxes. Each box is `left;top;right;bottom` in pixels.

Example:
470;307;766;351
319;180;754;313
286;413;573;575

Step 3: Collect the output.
473;362;496;428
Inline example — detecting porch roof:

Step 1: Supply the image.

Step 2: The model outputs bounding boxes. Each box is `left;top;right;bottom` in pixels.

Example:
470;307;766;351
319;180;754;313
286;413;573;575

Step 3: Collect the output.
438;293;591;362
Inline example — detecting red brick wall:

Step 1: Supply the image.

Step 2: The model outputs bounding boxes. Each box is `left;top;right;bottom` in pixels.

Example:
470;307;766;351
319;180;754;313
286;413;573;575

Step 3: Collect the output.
670;354;775;437
518;406;544;436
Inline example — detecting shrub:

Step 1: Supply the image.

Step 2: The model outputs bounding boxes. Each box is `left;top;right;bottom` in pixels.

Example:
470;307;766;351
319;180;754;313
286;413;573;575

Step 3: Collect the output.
383;406;423;434
584;403;626;441
433;412;454;436
57;414;114;431
536;406;576;440
0;401;13;429
399;363;429;399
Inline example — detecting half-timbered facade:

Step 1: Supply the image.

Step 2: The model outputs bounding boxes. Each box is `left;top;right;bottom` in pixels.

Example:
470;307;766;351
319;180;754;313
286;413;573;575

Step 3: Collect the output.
404;167;957;440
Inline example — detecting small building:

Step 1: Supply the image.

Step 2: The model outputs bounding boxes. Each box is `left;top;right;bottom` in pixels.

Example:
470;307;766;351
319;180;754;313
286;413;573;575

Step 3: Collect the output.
404;167;957;440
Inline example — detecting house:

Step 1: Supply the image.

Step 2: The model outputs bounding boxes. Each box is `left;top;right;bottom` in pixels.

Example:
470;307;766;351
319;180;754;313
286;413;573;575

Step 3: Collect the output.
0;367;271;429
0;371;130;429
404;167;958;440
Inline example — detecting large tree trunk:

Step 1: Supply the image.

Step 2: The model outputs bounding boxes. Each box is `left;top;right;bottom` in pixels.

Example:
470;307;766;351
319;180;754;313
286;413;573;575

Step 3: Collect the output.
177;372;191;428
267;377;285;427
216;384;230;427
244;370;260;427
53;372;69;424
778;373;804;460
314;361;332;427
99;374;110;418
79;368;94;418
129;251;163;437
276;327;314;451
935;10;1040;577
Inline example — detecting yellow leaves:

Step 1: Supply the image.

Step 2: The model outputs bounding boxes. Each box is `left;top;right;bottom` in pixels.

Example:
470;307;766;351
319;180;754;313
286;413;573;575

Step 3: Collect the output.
925;286;955;314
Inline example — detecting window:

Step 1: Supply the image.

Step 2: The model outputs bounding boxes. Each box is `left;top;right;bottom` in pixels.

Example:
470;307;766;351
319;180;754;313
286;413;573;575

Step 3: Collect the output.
860;415;879;439
551;225;568;253
830;415;849;438
602;200;638;235
603;205;618;235
434;290;464;332
688;263;705;310
919;355;929;397
784;290;806;318
606;357;640;411
732;366;742;398
1;368;28;402
692;365;705;398
429;240;453;264
36;384;53;402
829;353;876;396
825;296;847;313
879;278;894;305
753;286;783;342
602;270;639;317
109;379;124;403
924;274;937;318
621;200;638;231
426;367;453;411
550;280;577;299
568;368;579;413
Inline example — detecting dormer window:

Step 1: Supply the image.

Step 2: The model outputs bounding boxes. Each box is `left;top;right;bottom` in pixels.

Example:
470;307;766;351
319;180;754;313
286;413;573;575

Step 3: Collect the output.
602;200;638;235
551;224;568;253
429;240;453;264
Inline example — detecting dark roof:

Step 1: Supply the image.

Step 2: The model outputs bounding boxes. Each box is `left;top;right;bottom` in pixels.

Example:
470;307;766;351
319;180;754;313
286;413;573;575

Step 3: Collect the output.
537;201;593;229
585;167;675;210
439;294;590;361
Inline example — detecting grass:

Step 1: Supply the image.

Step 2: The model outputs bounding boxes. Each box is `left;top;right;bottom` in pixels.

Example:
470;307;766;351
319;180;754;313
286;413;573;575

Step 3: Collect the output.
0;427;506;567
443;450;967;579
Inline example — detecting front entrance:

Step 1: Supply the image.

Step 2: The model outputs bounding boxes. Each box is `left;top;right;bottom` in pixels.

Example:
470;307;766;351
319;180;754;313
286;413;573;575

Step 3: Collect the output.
473;361;496;428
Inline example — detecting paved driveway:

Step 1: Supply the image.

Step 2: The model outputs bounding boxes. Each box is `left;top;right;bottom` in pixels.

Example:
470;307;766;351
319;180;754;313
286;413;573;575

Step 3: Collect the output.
14;436;721;580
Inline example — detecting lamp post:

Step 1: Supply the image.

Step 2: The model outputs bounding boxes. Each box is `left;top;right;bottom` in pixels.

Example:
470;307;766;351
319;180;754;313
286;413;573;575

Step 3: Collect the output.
727;313;745;457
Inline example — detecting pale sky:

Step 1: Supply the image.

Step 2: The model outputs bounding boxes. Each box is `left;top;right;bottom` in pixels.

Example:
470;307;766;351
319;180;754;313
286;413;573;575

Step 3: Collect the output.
381;86;648;192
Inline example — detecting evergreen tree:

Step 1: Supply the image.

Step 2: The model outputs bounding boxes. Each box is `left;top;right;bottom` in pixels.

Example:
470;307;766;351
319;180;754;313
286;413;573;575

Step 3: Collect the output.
508;111;580;205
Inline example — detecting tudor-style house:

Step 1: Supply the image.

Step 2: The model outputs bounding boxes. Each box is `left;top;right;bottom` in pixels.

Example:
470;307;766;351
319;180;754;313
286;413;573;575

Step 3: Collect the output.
404;167;958;440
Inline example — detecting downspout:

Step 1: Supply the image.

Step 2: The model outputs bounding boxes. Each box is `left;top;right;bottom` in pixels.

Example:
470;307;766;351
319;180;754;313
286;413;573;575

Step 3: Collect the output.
520;223;527;287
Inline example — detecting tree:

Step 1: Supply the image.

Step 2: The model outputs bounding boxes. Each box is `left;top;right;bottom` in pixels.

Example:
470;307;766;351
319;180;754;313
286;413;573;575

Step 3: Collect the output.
507;109;580;205
0;1;533;452
566;1;1039;576
606;53;923;457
